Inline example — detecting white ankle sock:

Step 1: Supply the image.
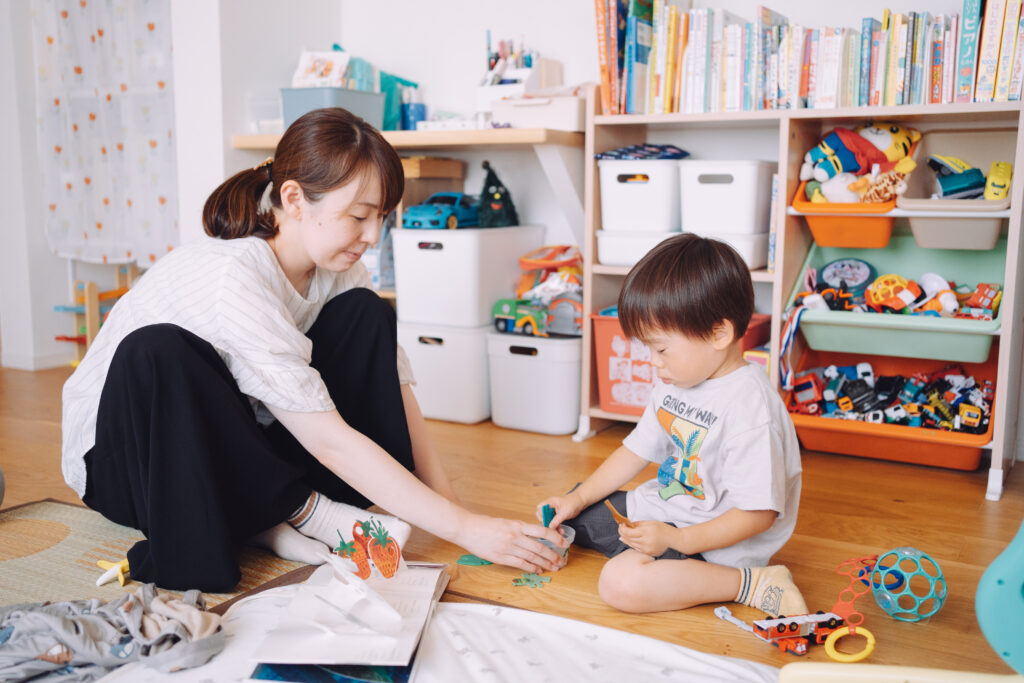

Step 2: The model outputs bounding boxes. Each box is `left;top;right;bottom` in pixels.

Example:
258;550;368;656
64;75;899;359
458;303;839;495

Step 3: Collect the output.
250;522;330;565
736;565;808;617
288;491;411;550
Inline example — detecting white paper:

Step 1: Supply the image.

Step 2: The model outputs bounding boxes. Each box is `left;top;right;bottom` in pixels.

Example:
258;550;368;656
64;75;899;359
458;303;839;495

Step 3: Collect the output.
253;562;448;666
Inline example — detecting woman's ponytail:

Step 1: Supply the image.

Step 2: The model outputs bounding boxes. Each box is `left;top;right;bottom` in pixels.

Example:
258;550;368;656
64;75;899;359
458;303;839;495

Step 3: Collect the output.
202;160;278;239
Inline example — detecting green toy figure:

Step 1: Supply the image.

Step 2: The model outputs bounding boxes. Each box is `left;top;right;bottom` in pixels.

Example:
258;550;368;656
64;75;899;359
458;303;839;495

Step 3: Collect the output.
478;160;519;227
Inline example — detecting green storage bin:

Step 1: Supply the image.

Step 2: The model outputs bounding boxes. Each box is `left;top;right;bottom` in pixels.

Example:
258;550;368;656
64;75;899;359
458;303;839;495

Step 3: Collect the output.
785;235;1004;362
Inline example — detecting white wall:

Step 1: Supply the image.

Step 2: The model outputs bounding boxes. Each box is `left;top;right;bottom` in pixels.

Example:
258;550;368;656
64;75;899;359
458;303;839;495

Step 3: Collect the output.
0;0;77;369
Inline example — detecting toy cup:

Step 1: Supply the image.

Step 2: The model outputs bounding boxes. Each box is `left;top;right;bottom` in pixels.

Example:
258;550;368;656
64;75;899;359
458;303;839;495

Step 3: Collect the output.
535;525;575;569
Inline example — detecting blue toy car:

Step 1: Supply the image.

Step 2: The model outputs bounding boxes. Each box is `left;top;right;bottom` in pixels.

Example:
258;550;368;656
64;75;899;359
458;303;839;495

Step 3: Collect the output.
402;192;480;229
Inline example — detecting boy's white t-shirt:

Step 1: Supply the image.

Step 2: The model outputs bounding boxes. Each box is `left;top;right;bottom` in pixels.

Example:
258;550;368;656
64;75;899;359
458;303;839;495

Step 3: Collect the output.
623;362;801;568
61;236;415;498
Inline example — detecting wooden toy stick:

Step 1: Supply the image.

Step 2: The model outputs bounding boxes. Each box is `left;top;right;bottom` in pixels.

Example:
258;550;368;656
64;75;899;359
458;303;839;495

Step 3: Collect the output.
604;499;635;528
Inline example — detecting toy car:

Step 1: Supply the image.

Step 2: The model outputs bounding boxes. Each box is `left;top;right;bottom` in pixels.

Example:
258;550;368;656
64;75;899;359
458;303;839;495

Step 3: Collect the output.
402;192;479;229
492;298;548;337
985;161;1012;200
545;292;583;336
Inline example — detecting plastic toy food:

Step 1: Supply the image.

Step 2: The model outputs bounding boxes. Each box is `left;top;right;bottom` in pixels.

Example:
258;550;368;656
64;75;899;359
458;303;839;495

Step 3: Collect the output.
402;192;480;229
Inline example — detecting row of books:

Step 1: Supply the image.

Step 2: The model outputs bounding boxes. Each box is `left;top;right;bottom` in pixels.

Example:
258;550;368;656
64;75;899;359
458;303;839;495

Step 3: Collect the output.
594;1;1024;115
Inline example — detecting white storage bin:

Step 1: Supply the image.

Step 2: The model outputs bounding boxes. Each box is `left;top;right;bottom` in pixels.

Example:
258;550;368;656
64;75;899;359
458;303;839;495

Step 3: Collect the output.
599;159;682;233
704;232;770;269
393;225;543;327
680;160;776;235
487;333;581;435
398;322;490;424
491;96;585;131
596;230;677;267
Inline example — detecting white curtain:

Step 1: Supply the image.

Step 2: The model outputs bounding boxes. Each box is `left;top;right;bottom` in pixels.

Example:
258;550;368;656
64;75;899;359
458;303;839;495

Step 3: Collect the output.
31;0;179;266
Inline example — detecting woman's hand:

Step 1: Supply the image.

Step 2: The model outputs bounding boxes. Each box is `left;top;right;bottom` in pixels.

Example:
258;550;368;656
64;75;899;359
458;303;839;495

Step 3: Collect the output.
537;490;587;529
456;513;566;573
619;520;677;558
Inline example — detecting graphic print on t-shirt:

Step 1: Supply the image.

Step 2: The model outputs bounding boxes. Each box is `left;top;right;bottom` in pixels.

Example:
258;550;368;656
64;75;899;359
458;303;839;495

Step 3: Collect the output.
656;408;708;501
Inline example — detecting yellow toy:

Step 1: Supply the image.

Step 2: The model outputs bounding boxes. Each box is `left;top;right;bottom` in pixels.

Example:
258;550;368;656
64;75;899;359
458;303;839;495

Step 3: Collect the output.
800;122;921;182
985;161;1012;200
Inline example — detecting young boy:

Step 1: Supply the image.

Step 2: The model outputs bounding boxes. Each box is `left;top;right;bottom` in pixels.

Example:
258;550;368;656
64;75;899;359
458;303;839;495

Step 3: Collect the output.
541;234;805;617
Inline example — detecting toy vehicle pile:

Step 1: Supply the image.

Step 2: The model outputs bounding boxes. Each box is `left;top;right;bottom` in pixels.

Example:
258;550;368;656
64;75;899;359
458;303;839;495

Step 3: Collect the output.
492;245;583;338
789;361;994;435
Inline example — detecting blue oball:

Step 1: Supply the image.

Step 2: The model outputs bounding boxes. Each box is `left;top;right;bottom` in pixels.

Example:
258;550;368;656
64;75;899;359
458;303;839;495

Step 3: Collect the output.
870;546;947;622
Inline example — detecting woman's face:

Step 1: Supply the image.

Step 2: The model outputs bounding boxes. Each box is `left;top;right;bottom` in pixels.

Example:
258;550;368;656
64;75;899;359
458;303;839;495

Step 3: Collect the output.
297;168;385;273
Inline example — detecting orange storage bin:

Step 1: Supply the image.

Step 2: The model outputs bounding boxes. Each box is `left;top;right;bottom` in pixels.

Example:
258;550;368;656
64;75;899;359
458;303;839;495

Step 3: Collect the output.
592;314;655;416
592;313;774;417
792;180;895;248
786;346;996;471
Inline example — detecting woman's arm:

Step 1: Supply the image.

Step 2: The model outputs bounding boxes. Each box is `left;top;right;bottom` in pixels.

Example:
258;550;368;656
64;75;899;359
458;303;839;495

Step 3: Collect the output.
401;384;459;504
269;406;564;572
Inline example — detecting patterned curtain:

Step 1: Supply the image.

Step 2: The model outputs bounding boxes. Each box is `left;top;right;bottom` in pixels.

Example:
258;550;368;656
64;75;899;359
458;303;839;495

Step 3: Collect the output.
31;0;178;265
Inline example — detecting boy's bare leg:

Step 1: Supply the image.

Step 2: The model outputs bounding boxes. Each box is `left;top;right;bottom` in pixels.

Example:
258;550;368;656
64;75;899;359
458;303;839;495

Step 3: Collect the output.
598;550;740;613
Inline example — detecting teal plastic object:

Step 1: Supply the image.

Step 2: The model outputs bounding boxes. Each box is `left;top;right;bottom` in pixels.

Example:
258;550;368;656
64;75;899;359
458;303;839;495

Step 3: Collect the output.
870;547;947;622
785;235;1005;362
976;519;1024;675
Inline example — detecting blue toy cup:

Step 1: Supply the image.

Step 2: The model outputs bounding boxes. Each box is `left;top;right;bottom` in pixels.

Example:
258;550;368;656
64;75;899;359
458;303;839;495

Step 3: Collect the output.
401;103;427;131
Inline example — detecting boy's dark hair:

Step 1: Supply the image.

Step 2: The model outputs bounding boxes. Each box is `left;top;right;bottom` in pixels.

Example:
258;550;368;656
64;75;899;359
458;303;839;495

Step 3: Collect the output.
203;107;404;240
618;233;754;342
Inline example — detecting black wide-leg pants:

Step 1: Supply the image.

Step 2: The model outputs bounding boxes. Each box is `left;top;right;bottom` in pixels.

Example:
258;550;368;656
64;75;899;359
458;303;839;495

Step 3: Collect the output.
82;288;415;592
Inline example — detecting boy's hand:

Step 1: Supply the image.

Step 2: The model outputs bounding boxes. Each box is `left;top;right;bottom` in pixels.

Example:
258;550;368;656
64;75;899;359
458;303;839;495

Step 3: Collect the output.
537;490;586;528
619;520;677;557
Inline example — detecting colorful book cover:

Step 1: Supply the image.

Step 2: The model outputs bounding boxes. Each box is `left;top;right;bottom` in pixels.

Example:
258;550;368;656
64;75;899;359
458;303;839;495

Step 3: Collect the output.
724;23;743;111
662;4;678;113
609;0;628;113
799;28;813;107
885;13;902;105
777;25;790;109
787;25;805;109
672;11;688;112
975;0;1008;101
807;28;820;108
625;0;654;114
956;0;984;102
895;16;909;105
944;13;959;102
743;22;756;110
623;17;635;113
914;12;931;103
1010;16;1024;98
766;172;779;274
594;0;612;115
931;16;946;103
995;0;1023;100
869;29;883;105
860;17;881;106
753;6;788;110
648;0;661;114
845;29;861;106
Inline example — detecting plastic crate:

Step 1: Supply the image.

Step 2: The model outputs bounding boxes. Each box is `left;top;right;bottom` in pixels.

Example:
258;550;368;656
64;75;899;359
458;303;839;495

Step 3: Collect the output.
785;236;1005;363
591;314;656;416
397;322;490;424
786;347;996;470
679;160;776;235
487;333;581;435
896;128;1013;250
792;180;896;248
598;159;681;233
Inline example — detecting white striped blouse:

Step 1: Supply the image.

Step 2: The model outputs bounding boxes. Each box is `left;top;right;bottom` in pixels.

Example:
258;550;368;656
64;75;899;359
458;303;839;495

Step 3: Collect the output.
61;236;414;498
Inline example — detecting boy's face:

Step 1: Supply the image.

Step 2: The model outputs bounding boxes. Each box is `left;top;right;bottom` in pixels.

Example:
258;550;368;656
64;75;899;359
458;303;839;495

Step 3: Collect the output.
642;322;738;389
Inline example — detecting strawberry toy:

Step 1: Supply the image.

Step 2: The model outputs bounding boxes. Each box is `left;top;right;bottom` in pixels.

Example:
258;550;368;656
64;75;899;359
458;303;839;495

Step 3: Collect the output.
335;530;371;579
366;519;401;578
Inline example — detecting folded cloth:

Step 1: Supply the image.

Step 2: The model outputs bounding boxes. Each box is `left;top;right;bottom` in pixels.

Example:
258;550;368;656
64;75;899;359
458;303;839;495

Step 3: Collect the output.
0;584;224;682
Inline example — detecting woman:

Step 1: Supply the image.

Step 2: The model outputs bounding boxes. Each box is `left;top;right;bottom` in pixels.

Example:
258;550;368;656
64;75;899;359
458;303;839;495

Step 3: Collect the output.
61;108;563;591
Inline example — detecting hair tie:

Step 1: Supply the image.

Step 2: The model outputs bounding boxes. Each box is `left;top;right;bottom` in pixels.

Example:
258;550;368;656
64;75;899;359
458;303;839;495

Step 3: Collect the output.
258;180;274;213
254;156;273;173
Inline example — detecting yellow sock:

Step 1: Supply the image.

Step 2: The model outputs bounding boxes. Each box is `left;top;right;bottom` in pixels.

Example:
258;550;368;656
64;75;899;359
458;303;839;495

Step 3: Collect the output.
736;565;808;617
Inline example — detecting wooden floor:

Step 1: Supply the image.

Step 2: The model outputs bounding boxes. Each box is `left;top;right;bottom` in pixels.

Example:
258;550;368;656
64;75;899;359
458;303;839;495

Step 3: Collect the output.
2;364;1021;675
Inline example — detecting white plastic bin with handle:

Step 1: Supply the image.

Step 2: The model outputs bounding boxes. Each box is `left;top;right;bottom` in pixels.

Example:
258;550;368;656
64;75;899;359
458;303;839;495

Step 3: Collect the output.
599;159;682;232
487;333;581;435
680;160;776;235
398;322;490;424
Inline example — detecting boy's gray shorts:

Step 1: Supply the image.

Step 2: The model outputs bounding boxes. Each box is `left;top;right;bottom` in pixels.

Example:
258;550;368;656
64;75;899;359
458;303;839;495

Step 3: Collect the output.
563;489;704;561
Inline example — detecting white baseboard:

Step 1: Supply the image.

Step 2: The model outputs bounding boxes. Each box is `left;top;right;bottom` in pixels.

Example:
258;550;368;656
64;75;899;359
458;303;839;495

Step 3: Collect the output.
1;349;74;370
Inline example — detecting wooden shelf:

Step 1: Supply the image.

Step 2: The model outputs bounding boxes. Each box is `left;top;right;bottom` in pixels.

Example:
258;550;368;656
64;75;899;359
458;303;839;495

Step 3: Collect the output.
592;263;774;282
589;406;641;423
232;127;585;151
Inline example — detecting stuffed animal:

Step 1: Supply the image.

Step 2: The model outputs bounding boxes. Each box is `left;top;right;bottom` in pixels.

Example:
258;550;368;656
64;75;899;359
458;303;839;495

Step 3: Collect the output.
819;172;861;203
800;123;921;182
860;157;917;203
478;160;519;227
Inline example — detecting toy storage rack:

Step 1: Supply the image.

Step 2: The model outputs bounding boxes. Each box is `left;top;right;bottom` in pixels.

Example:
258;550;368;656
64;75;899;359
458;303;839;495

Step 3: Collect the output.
54;264;139;363
576;85;1024;501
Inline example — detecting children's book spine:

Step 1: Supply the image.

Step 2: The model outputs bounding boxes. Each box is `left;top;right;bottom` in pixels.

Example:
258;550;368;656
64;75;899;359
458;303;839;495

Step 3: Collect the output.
944;14;959;102
595;0;612;115
674;10;688;112
766;172;779;274
1010;16;1024;98
975;0;1008;102
624;16;636;113
777;25;789;109
859;18;879;106
632;13;653;114
869;29;882;105
743;22;755;110
956;0;984;102
895;16;909;105
768;26;779;109
995;0;1023;100
885;14;901;105
799;27;812;108
912;12;930;104
662;5;677;113
847;29;861;106
807;28;820;108
931;16;945;103
789;26;805;109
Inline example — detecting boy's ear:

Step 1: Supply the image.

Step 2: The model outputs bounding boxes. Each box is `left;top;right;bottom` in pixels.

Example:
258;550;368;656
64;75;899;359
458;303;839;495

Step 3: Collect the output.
710;320;736;350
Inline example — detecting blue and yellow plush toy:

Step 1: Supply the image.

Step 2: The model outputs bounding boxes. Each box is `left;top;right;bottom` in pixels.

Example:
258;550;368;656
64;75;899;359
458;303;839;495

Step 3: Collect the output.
800;123;921;182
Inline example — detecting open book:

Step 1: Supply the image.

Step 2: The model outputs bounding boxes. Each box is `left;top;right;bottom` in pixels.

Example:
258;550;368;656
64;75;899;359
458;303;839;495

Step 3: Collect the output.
251;560;449;668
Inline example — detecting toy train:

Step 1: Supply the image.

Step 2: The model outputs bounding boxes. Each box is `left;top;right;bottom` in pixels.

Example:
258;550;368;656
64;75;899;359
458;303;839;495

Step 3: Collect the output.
751;611;846;656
